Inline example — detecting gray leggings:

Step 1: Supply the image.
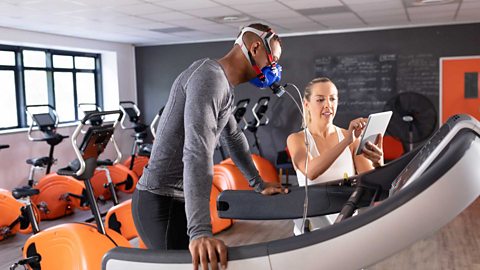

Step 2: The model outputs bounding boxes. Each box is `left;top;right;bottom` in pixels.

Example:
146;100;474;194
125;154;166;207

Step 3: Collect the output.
132;189;189;250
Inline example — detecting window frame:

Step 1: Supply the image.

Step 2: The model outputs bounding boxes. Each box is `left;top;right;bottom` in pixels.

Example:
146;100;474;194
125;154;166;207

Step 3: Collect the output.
0;44;102;131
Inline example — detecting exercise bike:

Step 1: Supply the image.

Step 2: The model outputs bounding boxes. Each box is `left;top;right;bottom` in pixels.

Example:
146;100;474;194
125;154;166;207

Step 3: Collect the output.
119;101;151;177
78;103;138;205
244;96;270;157
216;99;250;160
11;110;131;270
25;105;87;220
0;145;41;241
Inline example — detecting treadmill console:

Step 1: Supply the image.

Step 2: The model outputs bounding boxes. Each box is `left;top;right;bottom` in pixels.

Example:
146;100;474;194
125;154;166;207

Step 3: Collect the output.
389;115;472;195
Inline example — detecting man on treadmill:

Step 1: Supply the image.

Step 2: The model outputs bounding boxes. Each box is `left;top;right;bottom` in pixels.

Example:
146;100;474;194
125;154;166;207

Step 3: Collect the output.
132;23;287;270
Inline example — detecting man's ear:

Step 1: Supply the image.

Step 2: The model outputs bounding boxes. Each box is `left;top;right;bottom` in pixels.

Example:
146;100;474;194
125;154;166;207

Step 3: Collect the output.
249;41;262;56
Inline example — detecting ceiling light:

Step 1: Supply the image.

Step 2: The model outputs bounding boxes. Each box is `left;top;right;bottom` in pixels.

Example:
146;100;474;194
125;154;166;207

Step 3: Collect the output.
408;0;458;7
212;15;250;23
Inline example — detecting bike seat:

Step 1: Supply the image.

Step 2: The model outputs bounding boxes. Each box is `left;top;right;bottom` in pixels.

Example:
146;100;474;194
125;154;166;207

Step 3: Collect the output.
133;123;148;134
246;122;258;133
26;156;51;167
138;144;152;157
57;159;81;177
12;186;40;199
97;159;114;166
42;133;69;146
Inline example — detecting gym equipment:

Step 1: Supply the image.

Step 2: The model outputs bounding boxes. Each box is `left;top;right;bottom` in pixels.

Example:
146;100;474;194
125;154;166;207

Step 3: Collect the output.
244;97;270;157
1;145;41;240
217;99;250;160
220;154;279;184
233;99;250;129
25;105;87;219
25;105;68;175
102;114;479;269
133;106;164;158
105;199;146;248
12;110;131;270
78;103;138;205
275;147;294;187
384;92;437;151
0;186;42;240
383;135;405;162
119;101;150;177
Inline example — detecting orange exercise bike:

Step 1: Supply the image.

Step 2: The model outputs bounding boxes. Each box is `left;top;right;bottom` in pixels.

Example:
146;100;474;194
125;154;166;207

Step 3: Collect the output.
0;186;41;241
0;145;40;240
25;105;87;220
11;110;131;270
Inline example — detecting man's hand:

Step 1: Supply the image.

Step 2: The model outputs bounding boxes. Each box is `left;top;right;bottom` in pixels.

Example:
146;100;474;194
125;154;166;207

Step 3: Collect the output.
189;236;227;270
260;181;289;195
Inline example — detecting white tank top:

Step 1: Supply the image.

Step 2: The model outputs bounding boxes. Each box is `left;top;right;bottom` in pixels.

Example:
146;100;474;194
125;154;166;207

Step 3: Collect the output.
292;126;355;235
295;126;355;185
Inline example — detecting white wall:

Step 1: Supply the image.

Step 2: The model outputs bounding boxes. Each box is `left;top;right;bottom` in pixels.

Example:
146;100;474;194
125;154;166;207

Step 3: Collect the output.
0;27;138;190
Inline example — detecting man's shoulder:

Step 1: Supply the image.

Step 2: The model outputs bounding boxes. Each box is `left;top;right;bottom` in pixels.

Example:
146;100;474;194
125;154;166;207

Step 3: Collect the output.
184;59;229;96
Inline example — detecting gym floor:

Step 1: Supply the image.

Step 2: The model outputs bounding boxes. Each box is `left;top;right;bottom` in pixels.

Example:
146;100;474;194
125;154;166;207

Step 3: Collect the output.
1;192;479;269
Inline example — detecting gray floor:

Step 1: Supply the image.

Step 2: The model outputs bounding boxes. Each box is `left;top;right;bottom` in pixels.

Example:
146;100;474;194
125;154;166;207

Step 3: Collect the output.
1;193;479;270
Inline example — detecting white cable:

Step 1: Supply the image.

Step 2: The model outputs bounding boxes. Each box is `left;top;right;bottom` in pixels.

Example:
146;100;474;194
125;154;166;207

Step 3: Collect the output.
281;83;310;234
284;90;304;127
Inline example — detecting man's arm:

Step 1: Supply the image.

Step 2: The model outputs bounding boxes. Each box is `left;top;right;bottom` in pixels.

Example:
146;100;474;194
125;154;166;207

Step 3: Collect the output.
220;115;265;191
183;79;221;240
183;71;228;270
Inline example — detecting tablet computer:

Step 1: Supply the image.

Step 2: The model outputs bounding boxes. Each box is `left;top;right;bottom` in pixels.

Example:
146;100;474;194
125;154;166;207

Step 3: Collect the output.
355;111;393;155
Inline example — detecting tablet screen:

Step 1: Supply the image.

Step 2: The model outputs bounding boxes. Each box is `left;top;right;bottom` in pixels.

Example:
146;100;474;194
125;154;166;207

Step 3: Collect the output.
355;111;393;155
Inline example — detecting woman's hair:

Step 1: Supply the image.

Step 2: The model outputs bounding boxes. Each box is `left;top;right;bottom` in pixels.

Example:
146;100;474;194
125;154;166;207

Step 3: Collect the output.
303;77;333;126
304;77;332;101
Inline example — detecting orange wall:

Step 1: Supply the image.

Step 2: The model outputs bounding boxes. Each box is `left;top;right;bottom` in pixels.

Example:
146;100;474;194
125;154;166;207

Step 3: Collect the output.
441;57;480;123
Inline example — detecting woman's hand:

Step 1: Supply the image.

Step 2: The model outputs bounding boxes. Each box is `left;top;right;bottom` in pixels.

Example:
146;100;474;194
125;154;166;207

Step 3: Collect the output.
362;134;384;168
346;117;368;144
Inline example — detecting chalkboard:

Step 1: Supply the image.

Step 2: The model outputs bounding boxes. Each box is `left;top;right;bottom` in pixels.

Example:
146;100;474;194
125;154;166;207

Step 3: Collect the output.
314;54;397;121
397;53;438;100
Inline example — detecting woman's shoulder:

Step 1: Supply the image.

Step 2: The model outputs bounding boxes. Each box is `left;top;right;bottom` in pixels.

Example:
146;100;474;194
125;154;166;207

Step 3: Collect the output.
287;130;304;140
287;131;305;146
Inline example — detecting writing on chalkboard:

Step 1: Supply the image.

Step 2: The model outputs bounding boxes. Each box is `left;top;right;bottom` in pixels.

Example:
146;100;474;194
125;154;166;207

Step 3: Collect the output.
314;54;397;119
397;54;438;98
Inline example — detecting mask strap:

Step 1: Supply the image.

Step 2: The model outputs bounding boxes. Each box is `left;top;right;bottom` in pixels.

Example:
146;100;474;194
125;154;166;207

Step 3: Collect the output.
248;50;266;81
234;27;277;81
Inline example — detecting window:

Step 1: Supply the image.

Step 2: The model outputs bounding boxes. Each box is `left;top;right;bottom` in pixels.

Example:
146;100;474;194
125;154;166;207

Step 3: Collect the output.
0;45;102;130
0;50;15;66
0;71;18;128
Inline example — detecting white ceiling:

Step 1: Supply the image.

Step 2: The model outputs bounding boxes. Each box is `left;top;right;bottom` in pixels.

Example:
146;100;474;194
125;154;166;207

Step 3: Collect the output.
0;0;478;46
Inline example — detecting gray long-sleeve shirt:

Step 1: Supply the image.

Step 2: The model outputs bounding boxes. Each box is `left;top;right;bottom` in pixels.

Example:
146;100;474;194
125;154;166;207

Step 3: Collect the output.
137;58;263;240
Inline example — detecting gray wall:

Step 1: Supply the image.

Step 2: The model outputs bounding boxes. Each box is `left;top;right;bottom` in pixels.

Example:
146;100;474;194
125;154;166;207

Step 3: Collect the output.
135;23;480;164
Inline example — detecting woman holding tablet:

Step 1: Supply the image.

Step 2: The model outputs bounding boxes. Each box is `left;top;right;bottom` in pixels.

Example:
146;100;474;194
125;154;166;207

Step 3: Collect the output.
287;77;384;235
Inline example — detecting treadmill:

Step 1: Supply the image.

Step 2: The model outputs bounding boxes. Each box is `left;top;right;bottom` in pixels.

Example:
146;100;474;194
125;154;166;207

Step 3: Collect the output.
102;114;480;270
